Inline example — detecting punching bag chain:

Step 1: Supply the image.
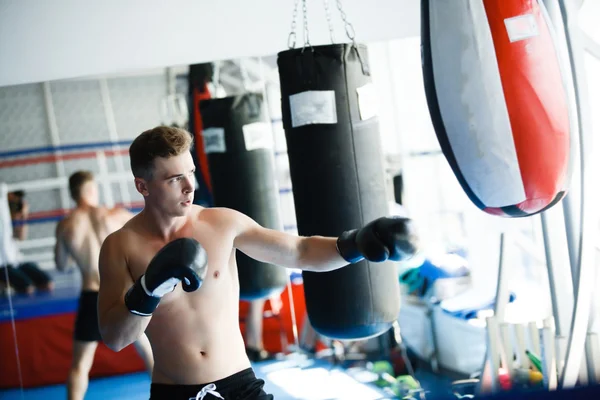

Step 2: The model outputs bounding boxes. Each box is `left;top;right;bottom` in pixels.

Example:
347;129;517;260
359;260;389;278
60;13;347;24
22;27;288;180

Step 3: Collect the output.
287;0;356;49
286;0;312;51
323;0;336;44
336;0;356;46
301;0;312;50
287;0;300;49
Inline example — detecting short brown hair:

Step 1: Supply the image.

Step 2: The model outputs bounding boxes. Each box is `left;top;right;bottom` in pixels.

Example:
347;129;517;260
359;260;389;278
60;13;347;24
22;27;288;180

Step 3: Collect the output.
69;171;95;201
129;126;193;180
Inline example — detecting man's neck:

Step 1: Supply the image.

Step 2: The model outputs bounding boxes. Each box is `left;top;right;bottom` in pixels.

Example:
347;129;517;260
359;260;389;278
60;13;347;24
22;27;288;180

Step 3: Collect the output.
75;201;96;211
138;205;189;241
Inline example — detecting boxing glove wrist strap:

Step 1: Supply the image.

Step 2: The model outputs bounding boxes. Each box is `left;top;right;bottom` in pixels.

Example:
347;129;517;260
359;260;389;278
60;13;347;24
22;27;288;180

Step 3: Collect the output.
124;276;161;317
336;229;364;264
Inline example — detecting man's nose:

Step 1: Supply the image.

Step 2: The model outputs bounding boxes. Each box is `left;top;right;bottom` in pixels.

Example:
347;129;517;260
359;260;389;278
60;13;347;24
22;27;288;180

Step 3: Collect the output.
182;176;194;193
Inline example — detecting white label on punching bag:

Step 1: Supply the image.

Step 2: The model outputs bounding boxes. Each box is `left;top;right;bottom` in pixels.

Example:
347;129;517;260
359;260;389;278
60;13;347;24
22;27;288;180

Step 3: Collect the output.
289;90;337;128
242;122;273;151
202;127;226;154
356;83;378;120
504;14;539;43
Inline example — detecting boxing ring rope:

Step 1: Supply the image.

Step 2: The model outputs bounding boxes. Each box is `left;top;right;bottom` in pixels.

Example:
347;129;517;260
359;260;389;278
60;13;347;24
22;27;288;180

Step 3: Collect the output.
15;237;56;250
5;171;133;194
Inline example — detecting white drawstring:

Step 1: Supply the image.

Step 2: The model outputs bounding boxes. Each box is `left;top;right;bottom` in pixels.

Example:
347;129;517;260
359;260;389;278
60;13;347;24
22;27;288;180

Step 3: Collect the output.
189;383;224;400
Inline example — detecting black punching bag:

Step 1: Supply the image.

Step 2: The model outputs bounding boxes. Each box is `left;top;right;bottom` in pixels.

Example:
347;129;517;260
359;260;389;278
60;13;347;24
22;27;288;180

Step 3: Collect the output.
277;44;401;339
199;93;288;300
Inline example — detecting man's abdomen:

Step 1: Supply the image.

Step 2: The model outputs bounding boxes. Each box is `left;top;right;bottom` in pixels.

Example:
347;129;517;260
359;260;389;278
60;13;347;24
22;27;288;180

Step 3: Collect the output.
148;297;249;385
78;267;101;291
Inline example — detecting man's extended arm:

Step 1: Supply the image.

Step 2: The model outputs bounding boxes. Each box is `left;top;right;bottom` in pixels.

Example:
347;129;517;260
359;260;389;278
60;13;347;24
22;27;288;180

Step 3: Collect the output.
230;209;418;272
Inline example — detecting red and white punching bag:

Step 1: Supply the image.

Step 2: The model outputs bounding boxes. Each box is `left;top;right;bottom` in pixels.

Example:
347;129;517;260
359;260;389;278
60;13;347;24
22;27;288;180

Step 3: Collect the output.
421;0;573;217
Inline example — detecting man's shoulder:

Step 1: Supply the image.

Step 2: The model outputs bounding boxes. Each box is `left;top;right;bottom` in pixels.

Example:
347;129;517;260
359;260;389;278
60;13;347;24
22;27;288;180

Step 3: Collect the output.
57;212;75;233
195;206;243;224
106;205;131;216
65;206;103;222
103;223;137;249
193;206;250;235
61;206;102;230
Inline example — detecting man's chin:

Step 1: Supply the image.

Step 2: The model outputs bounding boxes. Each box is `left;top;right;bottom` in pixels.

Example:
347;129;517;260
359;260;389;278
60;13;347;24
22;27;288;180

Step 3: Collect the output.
176;204;192;216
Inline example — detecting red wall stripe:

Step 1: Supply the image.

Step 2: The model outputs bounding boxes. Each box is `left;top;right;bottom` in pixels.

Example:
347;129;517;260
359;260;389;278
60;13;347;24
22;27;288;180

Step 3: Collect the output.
25;201;146;221
0;149;130;169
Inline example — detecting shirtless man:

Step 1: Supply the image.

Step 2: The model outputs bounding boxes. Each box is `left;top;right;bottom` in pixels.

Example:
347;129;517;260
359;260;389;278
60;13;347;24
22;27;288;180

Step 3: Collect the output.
55;170;154;400
98;126;418;400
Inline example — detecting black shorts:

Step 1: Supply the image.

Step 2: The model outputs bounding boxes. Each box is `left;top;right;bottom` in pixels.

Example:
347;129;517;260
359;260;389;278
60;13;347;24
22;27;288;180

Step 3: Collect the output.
73;290;102;342
150;368;273;400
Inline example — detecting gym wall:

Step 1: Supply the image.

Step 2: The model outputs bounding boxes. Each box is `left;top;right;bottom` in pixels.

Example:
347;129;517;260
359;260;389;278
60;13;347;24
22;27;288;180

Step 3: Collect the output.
0;64;301;270
0;72;177;267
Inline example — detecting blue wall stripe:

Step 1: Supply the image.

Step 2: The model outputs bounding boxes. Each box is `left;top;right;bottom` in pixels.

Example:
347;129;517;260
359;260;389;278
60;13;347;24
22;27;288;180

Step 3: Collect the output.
12;207;144;226
1;140;290;160
1;116;282;159
0;139;133;159
13;211;292;231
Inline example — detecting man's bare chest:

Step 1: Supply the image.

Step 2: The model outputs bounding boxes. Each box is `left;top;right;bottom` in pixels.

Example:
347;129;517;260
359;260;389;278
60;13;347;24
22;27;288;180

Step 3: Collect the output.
125;230;236;286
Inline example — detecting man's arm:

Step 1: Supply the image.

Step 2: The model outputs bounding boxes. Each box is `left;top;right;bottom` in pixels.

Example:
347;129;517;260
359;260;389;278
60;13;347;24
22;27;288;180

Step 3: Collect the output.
54;222;71;271
229;210;347;273
98;233;151;352
98;233;206;351
230;209;418;273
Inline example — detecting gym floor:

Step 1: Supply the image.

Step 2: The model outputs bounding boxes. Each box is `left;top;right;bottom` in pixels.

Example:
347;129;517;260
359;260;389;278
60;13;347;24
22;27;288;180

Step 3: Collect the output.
0;357;456;400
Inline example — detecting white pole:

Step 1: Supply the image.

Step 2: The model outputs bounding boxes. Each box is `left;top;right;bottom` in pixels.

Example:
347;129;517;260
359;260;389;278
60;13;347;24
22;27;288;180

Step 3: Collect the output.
42;82;71;210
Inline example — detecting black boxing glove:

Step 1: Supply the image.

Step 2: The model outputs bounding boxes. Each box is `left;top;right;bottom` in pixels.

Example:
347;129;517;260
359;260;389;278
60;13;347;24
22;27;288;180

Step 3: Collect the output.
336;216;418;264
125;237;208;316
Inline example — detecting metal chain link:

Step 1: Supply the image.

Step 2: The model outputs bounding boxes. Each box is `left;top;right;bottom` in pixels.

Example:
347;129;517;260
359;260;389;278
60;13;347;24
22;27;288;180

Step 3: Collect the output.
301;0;312;50
323;0;336;44
287;0;300;49
288;0;357;49
336;0;356;45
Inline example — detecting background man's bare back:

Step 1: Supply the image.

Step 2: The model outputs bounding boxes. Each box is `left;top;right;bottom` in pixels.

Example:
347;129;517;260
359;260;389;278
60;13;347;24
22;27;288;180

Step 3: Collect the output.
60;207;132;291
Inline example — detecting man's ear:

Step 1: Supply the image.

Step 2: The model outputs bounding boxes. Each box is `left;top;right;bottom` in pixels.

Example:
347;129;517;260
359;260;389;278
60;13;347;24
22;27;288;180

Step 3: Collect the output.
134;177;150;197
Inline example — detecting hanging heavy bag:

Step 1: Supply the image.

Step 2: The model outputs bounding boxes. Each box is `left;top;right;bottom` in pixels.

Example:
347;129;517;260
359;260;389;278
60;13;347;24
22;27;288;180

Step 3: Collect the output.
199;92;288;300
277;0;401;339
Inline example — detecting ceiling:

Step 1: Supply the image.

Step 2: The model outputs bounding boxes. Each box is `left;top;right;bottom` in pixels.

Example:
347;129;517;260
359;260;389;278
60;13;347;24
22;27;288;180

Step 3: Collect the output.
0;0;420;88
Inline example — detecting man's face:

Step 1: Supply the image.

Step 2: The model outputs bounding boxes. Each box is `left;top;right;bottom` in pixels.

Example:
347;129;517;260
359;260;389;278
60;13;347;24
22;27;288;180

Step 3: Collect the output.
84;180;99;207
141;152;196;217
76;179;99;206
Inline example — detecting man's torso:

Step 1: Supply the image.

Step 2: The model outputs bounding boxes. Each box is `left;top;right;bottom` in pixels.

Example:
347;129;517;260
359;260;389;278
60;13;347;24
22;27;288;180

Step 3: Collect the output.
119;206;250;384
62;207;126;291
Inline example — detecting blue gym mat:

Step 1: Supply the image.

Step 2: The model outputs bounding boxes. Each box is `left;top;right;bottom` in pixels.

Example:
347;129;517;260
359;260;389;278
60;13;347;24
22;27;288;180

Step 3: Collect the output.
0;358;396;400
0;285;80;322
